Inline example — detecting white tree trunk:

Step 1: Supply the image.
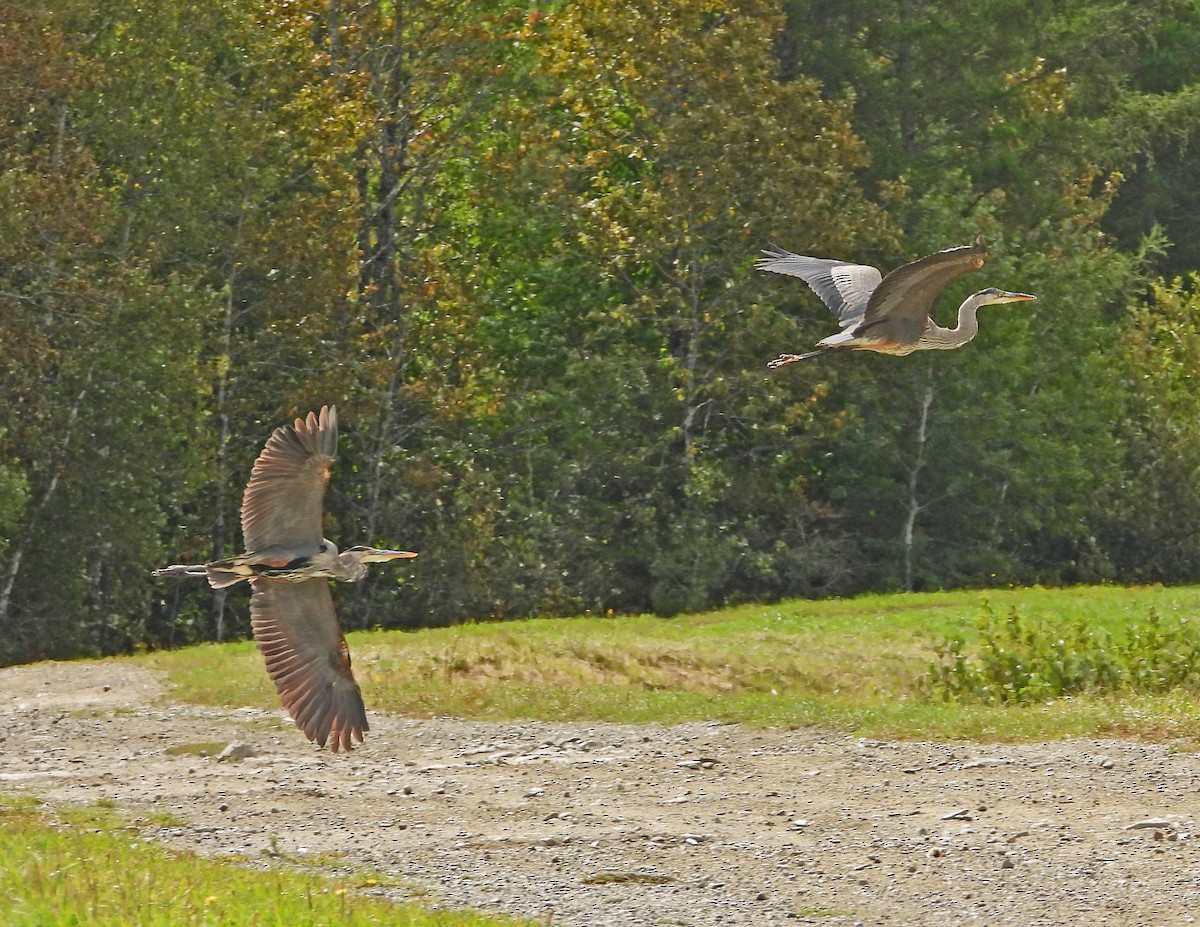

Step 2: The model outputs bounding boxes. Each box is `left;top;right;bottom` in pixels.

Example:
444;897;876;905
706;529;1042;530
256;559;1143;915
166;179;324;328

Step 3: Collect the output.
901;368;936;592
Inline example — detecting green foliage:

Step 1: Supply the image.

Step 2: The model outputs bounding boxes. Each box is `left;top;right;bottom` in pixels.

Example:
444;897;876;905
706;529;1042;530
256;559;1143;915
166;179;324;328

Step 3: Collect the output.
2;0;1200;661
931;602;1200;704
0;451;28;560
770;0;1178;593
453;0;890;615
1099;274;1200;581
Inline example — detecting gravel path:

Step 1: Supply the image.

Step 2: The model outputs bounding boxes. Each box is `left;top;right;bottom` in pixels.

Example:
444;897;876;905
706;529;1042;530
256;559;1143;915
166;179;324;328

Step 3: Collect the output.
3;660;1200;925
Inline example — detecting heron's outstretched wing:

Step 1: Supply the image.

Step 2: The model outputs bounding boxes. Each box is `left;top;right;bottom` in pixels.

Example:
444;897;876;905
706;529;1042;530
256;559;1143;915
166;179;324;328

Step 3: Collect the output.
241;405;337;553
757;244;883;327
860;239;988;335
250;577;367;752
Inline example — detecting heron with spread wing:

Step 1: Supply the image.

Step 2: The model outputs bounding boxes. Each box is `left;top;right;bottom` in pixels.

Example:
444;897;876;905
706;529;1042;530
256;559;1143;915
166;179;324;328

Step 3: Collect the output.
758;236;1035;367
154;405;416;752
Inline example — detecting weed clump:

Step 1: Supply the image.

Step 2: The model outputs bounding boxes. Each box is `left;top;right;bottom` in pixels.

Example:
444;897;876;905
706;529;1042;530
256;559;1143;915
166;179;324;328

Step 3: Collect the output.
930;604;1200;704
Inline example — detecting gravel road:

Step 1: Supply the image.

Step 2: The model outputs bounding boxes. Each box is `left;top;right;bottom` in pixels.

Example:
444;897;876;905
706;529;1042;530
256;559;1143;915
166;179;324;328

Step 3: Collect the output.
3;660;1200;926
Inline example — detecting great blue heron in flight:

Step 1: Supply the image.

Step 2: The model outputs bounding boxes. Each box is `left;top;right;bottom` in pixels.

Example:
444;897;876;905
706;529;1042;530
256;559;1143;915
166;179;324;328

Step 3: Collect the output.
154;405;417;752
758;236;1035;366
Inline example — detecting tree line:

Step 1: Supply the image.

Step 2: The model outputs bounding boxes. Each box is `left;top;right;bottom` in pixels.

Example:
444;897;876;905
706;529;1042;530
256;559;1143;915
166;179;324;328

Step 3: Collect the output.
2;0;1200;665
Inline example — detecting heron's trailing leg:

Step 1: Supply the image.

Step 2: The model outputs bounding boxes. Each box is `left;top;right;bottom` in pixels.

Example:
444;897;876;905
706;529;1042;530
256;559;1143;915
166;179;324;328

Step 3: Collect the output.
151;562;250;588
152;563;210;579
767;350;825;368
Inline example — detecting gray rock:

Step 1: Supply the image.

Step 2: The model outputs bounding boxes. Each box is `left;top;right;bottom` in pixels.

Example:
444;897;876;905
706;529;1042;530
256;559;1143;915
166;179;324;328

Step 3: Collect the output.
215;742;258;763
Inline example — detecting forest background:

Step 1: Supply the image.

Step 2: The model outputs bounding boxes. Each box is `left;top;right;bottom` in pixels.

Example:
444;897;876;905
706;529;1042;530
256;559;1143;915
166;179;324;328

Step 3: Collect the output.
3;0;1200;665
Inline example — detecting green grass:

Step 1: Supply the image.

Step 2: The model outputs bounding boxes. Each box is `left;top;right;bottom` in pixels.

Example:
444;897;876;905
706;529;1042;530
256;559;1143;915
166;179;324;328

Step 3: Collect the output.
0;796;527;927
581;872;675;885
139;584;1200;744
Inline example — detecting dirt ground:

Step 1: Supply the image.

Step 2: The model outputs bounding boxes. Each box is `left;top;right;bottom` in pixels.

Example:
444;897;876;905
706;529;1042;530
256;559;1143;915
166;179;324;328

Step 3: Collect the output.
3;661;1200;926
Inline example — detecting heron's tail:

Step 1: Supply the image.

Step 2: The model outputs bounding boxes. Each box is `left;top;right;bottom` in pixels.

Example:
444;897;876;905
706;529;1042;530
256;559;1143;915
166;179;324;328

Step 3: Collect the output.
205;569;251;589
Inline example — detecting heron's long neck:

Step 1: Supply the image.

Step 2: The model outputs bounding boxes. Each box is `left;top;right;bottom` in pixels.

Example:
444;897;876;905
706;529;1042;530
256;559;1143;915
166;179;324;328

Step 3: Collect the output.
927;294;985;348
337;552;369;582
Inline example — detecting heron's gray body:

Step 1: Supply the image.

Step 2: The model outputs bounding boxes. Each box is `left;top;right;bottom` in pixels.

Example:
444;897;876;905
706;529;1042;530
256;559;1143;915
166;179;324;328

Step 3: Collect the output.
156;540;399;588
757;237;1035;365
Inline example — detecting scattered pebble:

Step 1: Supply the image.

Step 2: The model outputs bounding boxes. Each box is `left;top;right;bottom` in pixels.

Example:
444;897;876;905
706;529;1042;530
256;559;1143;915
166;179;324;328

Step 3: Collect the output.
1126;819;1175;831
961;757;1009;769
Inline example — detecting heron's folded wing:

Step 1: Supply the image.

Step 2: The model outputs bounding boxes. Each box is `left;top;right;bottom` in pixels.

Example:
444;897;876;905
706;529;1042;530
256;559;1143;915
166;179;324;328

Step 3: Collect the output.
860;241;988;333
250;577;367;752
242;405;337;552
757;244;882;327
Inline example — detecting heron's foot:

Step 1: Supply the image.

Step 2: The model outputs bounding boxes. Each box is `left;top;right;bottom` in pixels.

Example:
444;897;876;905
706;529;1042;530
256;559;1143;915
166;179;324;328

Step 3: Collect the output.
767;353;804;368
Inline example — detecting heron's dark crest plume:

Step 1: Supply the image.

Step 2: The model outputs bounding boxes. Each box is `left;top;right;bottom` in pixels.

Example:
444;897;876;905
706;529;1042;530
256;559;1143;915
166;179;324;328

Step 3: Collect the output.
757;235;1035;366
154;406;417;752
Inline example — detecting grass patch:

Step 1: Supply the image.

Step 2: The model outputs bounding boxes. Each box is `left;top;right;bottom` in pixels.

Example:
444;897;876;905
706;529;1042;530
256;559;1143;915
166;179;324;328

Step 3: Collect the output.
582;871;674;885
138;584;1200;743
69;706;137;719
0;798;528;927
0;795;46;812
142;810;189;829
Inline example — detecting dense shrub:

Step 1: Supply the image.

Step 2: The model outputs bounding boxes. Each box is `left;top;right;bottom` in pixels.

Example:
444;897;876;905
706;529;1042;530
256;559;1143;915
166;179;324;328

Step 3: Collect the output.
929;604;1200;703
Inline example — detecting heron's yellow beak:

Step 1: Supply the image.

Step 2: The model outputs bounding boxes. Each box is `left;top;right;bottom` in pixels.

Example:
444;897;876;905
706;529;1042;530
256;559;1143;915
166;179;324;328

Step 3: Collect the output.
364;549;419;562
998;291;1037;303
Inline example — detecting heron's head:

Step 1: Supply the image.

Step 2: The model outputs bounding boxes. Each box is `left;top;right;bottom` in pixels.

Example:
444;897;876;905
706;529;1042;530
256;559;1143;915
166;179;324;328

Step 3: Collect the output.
344;545;419;563
976;287;1036;306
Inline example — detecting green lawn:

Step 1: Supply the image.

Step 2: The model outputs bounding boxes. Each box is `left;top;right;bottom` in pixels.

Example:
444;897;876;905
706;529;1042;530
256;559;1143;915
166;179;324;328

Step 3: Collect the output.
141;583;1200;744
